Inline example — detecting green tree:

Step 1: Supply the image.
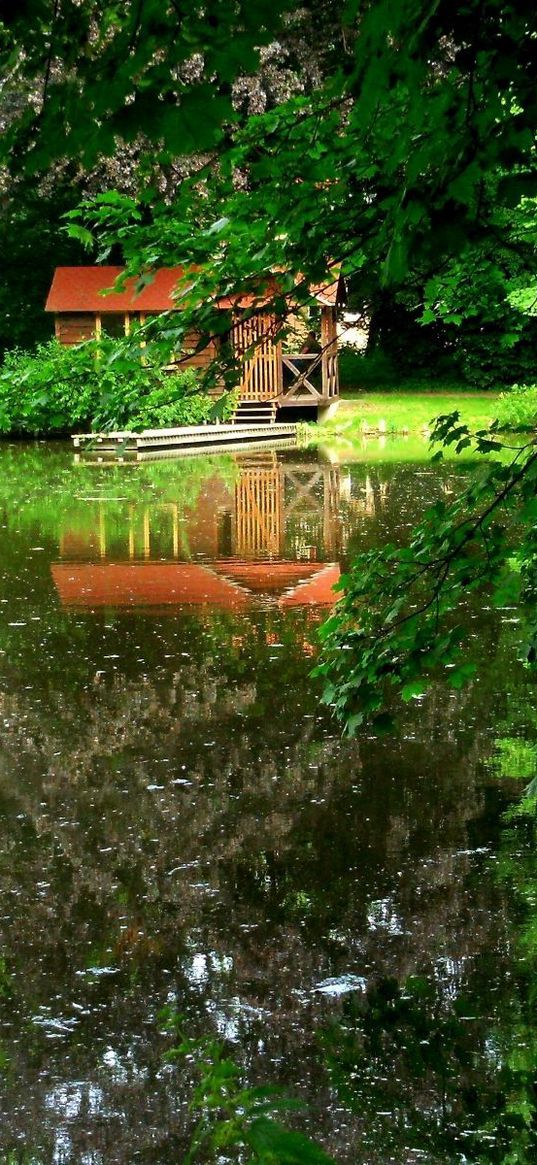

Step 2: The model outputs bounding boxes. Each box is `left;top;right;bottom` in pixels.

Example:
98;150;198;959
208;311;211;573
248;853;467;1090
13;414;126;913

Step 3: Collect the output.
2;1;537;723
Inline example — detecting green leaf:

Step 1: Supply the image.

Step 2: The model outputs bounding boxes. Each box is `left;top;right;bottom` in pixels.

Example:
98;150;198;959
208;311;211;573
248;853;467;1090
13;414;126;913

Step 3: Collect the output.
401;679;427;702
447;663;477;690
246;1117;337;1164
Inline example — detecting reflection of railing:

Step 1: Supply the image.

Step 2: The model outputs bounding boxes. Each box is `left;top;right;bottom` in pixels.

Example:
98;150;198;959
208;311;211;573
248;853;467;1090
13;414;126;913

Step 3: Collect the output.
59;459;346;565
233;452;283;558
283;465;341;559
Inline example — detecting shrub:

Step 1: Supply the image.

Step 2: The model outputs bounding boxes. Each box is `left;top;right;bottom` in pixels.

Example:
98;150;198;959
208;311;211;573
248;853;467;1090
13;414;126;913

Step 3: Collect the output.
0;339;237;436
130;369;236;429
0;340;101;434
494;384;537;431
338;346;408;392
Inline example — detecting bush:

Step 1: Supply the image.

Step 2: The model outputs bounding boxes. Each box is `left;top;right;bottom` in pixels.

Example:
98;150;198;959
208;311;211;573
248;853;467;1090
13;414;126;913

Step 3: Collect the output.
338;347;396;391
0;341;101;434
0;339;236;436
495;384;537;431
130;369;233;429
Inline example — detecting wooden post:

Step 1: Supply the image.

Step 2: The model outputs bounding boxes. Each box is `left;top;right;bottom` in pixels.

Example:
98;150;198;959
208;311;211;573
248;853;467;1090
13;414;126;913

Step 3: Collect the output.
320;307;339;399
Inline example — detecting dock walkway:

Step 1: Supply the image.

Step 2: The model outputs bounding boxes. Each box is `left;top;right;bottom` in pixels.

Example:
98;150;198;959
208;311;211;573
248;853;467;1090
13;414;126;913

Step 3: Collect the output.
73;422;298;459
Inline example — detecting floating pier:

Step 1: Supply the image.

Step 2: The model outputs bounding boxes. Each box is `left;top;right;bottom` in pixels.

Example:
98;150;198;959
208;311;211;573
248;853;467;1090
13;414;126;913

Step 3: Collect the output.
72;422;298;460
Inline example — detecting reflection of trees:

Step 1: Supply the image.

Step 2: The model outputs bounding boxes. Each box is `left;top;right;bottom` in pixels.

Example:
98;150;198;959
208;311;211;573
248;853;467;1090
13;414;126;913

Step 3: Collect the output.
0;601;525;1162
0;443;526;1163
312;656;537;1165
321;779;537;1164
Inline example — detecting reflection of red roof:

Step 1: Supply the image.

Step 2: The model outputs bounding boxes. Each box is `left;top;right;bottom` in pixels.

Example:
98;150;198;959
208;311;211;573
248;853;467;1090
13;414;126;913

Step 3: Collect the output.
46;267;344;313
214;560;326;595
51;562;249;609
51;559;341;611
45;267;191;313
279;564;340;607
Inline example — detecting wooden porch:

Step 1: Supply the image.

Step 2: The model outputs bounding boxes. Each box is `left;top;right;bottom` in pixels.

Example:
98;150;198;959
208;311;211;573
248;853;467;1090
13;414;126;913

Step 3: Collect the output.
232;302;340;412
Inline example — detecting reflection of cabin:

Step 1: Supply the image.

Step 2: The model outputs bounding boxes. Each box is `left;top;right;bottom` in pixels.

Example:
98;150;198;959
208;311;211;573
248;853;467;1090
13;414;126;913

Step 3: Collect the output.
45;267;344;414
51;454;343;611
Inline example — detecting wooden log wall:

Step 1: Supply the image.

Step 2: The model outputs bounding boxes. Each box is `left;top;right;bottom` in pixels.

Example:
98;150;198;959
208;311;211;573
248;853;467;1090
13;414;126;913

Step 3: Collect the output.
55;314;96;345
55;314;218;373
232;313;283;400
174;330;219;374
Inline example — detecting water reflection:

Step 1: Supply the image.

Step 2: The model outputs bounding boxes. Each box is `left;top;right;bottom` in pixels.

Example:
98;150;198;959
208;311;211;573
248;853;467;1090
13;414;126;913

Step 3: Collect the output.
0;441;534;1162
52;452;349;612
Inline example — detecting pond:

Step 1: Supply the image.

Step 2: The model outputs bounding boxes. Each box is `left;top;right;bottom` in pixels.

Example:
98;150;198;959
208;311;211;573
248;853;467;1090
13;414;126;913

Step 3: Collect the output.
0;438;535;1164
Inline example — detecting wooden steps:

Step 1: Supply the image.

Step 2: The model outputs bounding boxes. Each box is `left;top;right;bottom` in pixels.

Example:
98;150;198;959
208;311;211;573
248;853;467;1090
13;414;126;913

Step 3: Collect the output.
232;399;276;426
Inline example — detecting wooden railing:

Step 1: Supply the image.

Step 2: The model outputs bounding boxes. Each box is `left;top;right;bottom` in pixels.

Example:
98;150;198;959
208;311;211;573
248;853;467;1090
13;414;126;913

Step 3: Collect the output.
281;353;323;400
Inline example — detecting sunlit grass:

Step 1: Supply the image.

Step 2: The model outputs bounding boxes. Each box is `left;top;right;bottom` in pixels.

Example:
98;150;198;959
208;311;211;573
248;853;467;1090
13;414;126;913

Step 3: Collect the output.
324;391;500;435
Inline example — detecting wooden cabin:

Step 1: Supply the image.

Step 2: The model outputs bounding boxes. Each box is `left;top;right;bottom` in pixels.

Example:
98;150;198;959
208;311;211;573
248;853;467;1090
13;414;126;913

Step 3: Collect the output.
45;266;344;415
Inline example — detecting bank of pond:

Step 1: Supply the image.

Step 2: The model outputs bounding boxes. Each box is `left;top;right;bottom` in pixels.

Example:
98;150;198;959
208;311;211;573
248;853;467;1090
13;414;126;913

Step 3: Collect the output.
0;335;535;441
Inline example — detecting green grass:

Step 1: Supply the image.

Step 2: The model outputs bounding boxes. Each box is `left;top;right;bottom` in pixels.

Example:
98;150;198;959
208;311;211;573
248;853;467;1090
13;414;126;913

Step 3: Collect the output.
322;391;500;435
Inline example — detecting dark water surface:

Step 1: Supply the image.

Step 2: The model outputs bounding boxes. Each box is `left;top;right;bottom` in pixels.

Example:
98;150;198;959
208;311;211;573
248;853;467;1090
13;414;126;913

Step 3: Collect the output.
0;441;536;1164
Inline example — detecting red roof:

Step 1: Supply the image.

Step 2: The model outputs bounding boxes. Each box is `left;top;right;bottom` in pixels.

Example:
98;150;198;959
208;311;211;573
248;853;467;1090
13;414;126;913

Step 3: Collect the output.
46;267;344;313
45;267;190;313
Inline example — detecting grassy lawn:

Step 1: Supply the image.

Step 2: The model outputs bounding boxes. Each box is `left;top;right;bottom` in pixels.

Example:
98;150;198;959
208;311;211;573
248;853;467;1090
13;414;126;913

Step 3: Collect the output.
321;391;500;435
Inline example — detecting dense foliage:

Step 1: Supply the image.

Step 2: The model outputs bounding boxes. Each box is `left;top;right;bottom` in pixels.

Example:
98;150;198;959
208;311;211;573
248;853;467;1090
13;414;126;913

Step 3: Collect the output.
361;190;537;388
0;181;87;356
316;413;537;730
0;339;230;435
495;384;537;432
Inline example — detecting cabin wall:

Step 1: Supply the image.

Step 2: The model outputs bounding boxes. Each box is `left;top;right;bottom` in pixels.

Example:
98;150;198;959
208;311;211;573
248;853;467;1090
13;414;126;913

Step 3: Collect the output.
54;314;219;378
173;331;220;375
55;314;96;345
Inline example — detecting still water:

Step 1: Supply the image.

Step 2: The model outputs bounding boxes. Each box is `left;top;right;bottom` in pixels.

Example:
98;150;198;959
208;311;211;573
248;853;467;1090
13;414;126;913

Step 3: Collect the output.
0;440;536;1164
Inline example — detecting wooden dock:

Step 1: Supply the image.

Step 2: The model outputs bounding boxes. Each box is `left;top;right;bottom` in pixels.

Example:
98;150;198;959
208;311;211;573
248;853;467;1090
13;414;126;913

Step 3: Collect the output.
72;422;298;460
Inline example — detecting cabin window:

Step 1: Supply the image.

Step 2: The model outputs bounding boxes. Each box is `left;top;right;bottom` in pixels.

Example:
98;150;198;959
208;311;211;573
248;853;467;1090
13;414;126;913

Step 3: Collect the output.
100;313;127;339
